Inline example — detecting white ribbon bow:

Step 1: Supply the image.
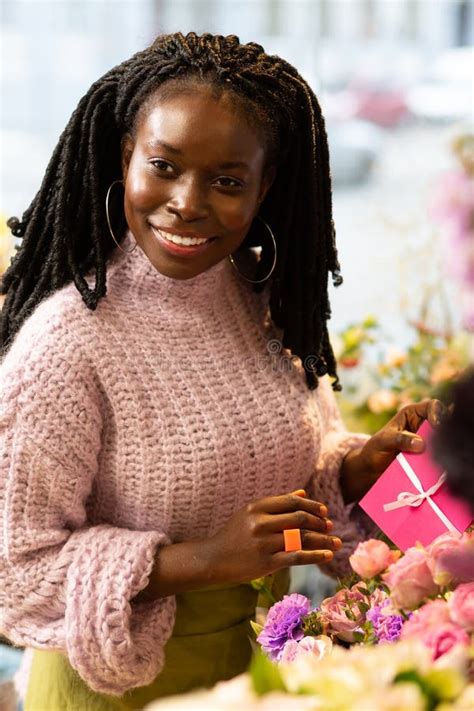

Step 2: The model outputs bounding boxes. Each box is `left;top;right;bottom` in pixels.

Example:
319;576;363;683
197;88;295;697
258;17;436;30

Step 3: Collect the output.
383;453;456;532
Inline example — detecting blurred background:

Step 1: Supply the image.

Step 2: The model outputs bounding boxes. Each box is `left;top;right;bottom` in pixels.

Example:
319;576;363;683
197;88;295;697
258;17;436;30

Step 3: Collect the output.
1;0;473;618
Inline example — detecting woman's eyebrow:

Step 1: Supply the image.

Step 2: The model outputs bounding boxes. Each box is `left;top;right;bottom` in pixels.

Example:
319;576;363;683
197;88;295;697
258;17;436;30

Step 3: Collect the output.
145;140;250;170
217;160;250;170
146;139;182;154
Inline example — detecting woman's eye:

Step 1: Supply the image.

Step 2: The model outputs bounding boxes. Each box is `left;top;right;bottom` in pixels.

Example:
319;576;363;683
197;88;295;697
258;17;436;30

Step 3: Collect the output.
215;177;242;189
150;159;174;174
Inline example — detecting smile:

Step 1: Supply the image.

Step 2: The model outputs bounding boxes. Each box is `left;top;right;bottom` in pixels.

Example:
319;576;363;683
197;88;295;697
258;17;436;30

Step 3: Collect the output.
149;224;217;257
161;231;212;246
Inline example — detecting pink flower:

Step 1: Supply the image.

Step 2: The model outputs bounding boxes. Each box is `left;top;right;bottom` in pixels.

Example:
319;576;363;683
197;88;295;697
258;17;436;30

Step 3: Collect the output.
279;635;332;664
349;539;401;579
402;598;469;659
368;586;390;608
426;531;471;586
422;624;470;660
449;583;474;631
401;599;452;639
319;584;366;642
382;547;439;610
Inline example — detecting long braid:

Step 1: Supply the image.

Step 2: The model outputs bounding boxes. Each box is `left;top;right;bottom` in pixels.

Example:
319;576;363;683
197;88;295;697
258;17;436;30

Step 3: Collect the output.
1;31;343;390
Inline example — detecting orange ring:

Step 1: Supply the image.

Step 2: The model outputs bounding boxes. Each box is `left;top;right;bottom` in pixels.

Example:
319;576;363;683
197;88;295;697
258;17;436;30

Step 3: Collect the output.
284;528;302;552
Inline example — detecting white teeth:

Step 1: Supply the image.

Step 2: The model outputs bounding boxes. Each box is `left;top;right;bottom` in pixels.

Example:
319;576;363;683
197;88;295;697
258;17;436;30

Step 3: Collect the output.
156;229;211;247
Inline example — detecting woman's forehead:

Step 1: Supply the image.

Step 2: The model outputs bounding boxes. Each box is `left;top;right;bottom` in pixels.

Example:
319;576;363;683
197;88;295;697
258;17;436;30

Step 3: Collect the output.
135;90;266;165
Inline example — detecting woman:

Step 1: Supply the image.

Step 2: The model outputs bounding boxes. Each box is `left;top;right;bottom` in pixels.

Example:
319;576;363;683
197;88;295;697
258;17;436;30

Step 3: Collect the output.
0;32;441;710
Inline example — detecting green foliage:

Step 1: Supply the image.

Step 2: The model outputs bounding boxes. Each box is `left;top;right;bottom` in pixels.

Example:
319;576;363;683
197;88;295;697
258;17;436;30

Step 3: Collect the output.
424;669;466;701
250;648;286;696
337;315;379;367
393;668;466;711
333;313;470;434
250;620;264;638
394;670;436;709
301;611;324;636
249;577;277;606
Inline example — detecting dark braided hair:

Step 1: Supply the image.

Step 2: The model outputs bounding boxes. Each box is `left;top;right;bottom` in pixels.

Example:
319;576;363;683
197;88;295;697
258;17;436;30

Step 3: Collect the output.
1;31;343;390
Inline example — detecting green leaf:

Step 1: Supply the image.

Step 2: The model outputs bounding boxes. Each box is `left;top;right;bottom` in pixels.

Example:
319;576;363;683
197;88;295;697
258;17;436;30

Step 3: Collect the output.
250;649;286;696
256;584;277;606
424;669;466;701
394;670;435;709
344;608;356;621
356;586;371;597
302;611;323;636
352;631;365;642
357;601;370;614
394;670;423;686
362;315;378;329
250;621;264;637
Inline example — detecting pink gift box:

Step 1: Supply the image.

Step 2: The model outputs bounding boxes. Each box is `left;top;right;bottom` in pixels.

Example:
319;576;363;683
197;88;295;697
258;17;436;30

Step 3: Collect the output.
359;421;473;551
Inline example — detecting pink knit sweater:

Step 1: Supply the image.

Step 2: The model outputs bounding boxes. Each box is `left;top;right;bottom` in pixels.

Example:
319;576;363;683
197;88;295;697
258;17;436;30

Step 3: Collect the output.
0;232;370;696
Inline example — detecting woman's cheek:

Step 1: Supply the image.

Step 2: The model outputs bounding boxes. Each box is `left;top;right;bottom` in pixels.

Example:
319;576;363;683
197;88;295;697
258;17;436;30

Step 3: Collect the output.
126;171;165;214
215;194;258;234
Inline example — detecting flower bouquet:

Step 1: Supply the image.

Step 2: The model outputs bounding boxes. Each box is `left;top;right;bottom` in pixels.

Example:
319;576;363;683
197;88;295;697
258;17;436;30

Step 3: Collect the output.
250;531;473;709
146;531;473;710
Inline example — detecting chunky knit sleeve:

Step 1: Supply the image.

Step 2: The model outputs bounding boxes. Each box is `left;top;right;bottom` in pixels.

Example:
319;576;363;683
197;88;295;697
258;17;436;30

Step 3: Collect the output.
0;307;176;696
306;376;378;578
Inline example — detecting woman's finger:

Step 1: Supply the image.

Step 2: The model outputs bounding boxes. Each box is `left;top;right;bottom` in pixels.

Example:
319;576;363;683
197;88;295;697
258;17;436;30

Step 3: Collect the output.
395;399;443;431
272;549;335;568
375;428;425;454
427;399;445;427
259;512;332;535
301;530;342;552
266;531;342;554
255;493;328;518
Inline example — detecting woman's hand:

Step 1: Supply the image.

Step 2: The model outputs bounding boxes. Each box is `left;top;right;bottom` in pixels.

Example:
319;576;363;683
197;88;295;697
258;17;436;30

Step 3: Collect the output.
206;491;342;585
340;399;445;503
134;491;340;602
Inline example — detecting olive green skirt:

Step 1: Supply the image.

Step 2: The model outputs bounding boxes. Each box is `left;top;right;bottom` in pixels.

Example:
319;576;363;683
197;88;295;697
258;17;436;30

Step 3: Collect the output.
24;569;289;710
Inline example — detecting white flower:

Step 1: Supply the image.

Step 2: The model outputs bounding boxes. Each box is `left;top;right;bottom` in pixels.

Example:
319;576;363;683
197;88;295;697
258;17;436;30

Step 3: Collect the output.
352;683;426;710
367;388;399;414
279;635;332;665
144;673;318;710
384;347;408;369
449;683;474;710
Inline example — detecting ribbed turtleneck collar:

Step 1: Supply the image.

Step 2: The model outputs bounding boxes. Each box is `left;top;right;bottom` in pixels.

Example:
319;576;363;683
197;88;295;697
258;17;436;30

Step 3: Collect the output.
106;231;233;310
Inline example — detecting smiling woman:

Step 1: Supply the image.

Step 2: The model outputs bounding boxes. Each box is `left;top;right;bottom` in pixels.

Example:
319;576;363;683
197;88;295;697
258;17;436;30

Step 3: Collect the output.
1;32;343;387
0;31;442;711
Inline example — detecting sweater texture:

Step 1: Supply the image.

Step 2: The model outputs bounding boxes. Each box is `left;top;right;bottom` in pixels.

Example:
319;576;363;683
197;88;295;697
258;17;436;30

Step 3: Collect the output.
0;232;371;696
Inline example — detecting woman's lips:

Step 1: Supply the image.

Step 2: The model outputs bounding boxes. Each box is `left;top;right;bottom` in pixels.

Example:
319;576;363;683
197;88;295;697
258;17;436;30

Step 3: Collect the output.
149;225;217;258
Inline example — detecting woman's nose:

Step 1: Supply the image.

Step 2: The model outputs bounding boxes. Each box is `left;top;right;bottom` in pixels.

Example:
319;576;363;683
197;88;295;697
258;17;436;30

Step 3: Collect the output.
165;176;209;222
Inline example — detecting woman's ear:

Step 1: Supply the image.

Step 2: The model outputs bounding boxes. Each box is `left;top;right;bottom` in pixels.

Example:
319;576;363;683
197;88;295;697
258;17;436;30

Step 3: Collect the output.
121;134;134;183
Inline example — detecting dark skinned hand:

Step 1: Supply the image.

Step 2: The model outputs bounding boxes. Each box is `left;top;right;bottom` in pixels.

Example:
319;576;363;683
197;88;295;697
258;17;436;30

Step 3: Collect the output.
206;490;342;584
340;399;445;503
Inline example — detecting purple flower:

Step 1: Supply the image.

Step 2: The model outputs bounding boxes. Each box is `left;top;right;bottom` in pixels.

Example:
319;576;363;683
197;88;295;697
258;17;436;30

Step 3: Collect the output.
257;593;312;661
366;600;404;643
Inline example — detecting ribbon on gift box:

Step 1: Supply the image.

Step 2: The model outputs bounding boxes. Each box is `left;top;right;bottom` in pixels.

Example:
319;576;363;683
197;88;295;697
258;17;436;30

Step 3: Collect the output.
383;453;456;532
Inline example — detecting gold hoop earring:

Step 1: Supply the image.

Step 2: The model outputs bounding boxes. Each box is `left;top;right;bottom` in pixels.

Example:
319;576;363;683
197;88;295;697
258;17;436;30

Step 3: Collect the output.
228;216;277;284
105;180;137;254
